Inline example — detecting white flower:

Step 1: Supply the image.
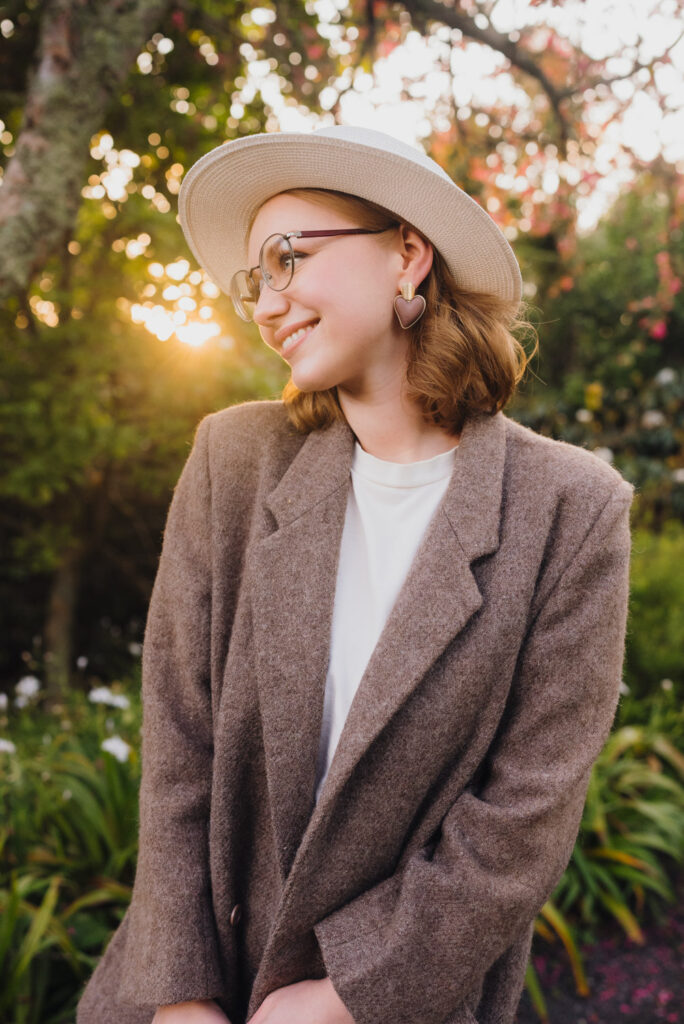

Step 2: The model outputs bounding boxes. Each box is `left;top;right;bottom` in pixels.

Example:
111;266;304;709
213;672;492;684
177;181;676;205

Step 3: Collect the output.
661;678;673;692
0;738;16;754
88;686;130;709
76;656;88;669
14;695;29;708
575;408;593;423
101;735;131;763
62;789;72;800
15;675;41;698
127;641;142;657
672;468;684;484
593;447;614;463
0;693;8;710
618;680;630;695
654;367;676;386
641;409;666;429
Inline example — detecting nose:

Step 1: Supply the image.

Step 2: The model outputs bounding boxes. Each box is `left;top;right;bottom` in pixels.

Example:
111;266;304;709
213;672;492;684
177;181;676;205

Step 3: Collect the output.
253;281;290;327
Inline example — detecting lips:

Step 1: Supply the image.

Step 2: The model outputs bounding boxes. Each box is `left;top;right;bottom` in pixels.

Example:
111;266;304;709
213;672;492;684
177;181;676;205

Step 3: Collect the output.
279;319;320;357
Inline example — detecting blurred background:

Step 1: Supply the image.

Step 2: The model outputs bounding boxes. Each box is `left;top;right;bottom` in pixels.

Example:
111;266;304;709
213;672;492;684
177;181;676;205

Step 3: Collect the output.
1;0;683;1021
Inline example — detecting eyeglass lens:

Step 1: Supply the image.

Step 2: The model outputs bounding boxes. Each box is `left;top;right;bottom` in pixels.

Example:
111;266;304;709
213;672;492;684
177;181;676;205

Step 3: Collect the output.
260;234;295;293
230;270;257;322
230;234;295;322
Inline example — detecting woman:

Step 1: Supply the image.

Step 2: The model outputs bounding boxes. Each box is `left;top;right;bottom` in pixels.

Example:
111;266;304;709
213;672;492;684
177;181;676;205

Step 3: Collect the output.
77;126;633;1024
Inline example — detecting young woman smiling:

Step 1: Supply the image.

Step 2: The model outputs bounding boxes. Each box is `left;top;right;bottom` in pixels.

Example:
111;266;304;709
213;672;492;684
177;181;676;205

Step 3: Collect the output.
77;125;634;1024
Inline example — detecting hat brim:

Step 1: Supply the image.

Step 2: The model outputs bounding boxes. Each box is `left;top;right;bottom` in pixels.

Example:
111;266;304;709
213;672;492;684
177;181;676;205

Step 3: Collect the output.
178;132;522;306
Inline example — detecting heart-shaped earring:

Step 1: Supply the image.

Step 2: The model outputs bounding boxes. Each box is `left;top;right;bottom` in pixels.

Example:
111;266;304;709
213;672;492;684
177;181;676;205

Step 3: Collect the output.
393;282;426;330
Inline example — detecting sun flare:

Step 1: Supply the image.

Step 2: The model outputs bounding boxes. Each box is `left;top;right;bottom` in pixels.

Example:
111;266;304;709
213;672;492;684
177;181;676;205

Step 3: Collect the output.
128;260;229;347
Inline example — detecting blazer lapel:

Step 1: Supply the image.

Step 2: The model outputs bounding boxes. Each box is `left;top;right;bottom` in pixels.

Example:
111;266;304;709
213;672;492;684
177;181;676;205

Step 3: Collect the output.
249;418;355;881
286;410;507;876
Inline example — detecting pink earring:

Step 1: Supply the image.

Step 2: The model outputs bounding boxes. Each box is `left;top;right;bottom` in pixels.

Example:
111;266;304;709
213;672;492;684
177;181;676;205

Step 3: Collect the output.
393;282;426;330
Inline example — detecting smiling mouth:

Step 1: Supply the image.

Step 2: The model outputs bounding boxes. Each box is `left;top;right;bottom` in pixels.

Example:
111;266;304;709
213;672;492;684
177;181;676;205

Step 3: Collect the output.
281;320;319;357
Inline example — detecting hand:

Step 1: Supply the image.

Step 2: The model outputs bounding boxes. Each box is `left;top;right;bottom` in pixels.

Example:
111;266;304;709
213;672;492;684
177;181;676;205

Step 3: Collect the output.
248;978;355;1024
152;1000;231;1023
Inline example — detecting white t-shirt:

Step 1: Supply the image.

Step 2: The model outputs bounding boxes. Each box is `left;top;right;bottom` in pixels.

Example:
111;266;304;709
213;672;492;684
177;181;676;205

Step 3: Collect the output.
314;440;458;802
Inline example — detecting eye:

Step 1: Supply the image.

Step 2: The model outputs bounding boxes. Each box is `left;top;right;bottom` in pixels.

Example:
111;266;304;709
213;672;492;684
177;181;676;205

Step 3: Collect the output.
277;252;292;273
279;250;306;271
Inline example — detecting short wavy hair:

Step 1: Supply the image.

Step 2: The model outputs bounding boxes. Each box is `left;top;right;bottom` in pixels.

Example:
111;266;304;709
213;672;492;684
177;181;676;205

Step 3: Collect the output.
251;187;536;436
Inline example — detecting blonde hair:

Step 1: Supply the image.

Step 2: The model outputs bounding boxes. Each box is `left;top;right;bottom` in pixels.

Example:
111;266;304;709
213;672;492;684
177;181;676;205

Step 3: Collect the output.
251;188;536;435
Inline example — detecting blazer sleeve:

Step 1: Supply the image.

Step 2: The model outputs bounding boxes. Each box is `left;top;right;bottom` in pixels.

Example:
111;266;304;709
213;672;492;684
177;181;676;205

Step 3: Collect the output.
313;478;634;1024
118;415;225;1006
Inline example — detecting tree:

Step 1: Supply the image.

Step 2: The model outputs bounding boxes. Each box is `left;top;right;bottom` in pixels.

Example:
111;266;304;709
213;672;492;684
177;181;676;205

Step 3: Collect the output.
0;0;170;303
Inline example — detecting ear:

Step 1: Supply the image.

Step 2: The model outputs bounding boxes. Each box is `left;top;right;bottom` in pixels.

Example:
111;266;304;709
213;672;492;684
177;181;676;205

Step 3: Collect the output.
396;224;433;289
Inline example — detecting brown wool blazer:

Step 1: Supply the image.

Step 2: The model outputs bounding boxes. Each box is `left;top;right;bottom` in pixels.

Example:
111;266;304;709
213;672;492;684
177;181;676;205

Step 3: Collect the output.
77;400;634;1024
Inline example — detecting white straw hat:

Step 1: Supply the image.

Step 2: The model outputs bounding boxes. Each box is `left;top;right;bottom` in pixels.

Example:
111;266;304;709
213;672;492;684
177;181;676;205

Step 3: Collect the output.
178;124;522;305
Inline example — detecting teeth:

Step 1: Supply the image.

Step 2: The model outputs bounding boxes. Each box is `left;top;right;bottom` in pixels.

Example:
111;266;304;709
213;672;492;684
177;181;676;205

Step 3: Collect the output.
282;321;317;352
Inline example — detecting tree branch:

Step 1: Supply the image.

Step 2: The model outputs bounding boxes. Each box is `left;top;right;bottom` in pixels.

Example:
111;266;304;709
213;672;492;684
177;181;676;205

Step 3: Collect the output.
403;0;570;140
567;25;684;99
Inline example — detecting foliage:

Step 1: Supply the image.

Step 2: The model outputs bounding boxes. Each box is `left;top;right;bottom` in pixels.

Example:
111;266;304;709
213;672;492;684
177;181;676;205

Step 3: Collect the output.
0;681;138;1022
560;723;684;938
508;170;684;531
1;680;140;877
527;707;684;1019
0;285;287;682
622;523;684;705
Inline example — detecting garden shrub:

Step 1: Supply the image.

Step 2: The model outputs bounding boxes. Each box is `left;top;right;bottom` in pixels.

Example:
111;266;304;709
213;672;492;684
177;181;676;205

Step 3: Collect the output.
624;521;684;705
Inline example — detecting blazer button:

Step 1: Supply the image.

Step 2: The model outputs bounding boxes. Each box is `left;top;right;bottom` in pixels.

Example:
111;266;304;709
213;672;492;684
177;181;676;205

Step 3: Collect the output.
230;904;242;927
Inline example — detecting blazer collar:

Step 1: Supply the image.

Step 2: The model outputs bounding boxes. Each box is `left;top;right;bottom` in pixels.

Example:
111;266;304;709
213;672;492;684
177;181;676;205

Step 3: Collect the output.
266;409;506;558
251;409;507;886
265;416;356;527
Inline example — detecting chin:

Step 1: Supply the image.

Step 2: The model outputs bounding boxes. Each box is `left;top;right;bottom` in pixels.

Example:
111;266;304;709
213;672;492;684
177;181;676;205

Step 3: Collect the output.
289;368;339;393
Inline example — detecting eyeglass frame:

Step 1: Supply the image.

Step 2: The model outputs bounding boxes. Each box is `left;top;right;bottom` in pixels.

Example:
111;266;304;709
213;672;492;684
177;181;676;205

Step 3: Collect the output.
230;227;392;322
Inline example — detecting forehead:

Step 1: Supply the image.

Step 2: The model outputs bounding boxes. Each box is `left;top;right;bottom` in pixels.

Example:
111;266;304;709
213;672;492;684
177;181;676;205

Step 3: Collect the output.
247;193;359;262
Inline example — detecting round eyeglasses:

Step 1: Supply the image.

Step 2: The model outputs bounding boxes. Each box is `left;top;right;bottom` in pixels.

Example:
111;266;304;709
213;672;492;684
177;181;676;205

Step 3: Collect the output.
230;227;391;323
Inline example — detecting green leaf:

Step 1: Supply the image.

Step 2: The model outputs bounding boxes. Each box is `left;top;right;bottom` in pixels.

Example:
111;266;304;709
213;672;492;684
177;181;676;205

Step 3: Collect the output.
539;901;589;996
524;960;549;1022
596;891;645;943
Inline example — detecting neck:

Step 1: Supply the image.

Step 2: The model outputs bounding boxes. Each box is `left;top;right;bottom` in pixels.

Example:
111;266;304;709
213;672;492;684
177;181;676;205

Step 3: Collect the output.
336;386;460;463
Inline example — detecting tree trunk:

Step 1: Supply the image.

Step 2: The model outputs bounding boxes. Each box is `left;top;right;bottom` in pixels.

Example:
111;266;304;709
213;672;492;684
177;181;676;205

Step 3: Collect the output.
0;0;171;303
43;541;82;699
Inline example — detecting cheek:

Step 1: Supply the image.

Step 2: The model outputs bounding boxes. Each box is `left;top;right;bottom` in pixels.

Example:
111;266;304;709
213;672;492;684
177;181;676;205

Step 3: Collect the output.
329;267;395;318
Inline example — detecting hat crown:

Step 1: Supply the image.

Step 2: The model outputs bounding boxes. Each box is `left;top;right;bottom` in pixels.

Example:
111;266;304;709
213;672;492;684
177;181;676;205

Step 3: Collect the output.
310;125;453;185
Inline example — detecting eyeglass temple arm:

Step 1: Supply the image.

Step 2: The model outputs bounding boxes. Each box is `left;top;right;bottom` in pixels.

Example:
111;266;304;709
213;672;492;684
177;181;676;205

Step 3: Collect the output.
292;228;389;238
246;227;390;276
